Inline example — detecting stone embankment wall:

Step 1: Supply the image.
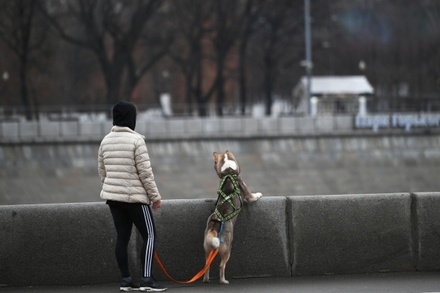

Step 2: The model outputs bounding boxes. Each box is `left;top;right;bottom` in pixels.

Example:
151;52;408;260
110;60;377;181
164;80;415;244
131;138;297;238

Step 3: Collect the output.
1;132;440;205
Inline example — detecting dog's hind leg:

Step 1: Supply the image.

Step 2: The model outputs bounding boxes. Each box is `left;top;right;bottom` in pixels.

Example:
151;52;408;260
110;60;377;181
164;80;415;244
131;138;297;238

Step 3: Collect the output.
203;227;218;283
203;249;211;283
219;250;231;284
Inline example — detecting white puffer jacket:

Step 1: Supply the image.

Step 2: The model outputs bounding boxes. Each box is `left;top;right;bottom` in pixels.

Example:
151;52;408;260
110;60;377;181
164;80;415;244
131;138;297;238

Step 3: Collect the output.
98;126;161;204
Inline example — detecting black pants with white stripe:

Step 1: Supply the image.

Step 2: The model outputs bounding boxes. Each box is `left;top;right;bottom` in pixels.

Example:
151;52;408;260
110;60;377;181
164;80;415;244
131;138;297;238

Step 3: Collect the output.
107;200;156;279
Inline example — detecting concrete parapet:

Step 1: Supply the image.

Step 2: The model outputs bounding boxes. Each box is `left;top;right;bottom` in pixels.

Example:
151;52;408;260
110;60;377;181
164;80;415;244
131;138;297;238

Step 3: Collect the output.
18;122;39;139
1;122;19;139
230;196;290;278
315;116;334;132
289;193;414;275
0;203;131;286
39;122;60;138
152;197;290;282
79;121;104;138
1;193;440;287
412;192;440;271
4;116;440;143
0;116;355;143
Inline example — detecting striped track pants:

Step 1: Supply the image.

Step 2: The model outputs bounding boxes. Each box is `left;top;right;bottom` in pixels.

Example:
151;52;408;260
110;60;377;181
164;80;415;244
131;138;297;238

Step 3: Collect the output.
108;200;156;278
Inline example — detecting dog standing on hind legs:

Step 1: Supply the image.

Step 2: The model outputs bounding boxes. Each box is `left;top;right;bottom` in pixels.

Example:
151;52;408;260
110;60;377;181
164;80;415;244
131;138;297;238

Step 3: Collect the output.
203;150;263;284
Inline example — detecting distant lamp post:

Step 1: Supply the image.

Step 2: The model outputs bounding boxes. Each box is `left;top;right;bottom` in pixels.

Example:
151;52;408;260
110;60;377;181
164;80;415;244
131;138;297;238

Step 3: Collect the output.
357;62;367;116
304;0;312;116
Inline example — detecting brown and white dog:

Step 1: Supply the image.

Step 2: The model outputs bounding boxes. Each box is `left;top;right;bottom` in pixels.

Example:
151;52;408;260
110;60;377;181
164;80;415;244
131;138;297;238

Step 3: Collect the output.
203;150;262;284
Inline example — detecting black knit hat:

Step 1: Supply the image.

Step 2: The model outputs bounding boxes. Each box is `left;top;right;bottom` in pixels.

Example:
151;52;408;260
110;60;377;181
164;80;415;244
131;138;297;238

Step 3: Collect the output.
112;101;137;130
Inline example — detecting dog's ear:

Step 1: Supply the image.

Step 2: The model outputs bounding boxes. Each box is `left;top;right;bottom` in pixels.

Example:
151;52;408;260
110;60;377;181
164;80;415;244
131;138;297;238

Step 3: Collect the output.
225;150;240;174
226;150;236;161
213;152;220;164
213;152;223;177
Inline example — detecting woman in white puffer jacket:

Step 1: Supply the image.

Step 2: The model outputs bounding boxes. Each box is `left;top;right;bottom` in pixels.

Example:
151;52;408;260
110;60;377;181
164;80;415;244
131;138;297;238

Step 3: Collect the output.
98;101;166;292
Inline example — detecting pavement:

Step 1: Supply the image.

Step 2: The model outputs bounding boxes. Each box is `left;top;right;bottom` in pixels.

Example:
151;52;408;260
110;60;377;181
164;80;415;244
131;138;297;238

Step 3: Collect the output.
3;272;440;293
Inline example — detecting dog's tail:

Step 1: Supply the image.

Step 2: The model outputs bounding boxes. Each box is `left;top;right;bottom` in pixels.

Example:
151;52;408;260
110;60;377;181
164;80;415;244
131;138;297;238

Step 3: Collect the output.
205;228;220;249
212;236;220;248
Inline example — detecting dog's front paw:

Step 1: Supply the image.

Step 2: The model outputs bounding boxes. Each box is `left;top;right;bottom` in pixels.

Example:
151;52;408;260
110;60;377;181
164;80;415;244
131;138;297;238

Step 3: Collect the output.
246;192;262;203
253;192;263;200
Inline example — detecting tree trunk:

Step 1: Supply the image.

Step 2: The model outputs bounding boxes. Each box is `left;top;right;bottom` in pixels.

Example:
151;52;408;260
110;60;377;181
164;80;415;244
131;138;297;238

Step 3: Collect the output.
215;55;225;117
19;53;32;120
264;55;273;116
238;39;248;116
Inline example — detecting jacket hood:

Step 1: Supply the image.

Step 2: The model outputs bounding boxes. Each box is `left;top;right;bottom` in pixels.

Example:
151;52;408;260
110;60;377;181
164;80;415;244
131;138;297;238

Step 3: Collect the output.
113;101;136;130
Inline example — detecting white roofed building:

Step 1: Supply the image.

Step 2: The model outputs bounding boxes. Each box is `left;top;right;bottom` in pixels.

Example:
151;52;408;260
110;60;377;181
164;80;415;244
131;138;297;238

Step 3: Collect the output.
293;76;374;116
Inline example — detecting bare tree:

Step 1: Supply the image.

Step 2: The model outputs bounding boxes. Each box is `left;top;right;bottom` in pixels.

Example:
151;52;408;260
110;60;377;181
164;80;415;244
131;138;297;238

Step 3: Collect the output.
169;0;253;117
168;0;212;116
249;0;300;116
211;0;246;116
41;0;171;106
236;0;262;115
0;0;48;120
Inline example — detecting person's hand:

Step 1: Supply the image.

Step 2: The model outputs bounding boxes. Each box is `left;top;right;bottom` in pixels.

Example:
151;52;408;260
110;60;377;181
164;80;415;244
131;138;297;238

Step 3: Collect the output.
152;200;161;210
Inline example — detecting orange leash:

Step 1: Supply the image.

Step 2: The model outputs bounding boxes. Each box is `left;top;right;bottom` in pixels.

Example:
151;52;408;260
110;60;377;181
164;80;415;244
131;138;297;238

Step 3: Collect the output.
154;249;219;284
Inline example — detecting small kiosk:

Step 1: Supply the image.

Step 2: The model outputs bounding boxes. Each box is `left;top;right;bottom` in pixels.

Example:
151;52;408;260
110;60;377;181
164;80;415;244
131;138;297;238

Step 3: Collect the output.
293;76;374;116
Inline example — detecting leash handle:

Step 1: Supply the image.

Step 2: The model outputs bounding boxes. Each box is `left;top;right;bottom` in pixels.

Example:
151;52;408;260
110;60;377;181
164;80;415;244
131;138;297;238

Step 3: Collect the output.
154;249;218;284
